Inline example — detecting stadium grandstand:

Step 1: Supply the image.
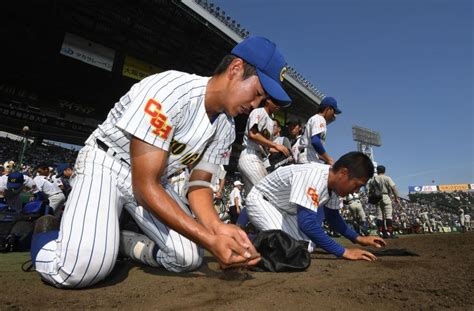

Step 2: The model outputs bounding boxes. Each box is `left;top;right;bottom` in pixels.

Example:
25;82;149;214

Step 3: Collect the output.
2;0;324;172
408;184;473;211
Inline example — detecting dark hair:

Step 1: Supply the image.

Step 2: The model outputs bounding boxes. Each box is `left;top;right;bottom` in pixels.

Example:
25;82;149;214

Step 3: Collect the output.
318;105;332;114
36;163;50;170
376;165;386;174
213;54;257;79
333;152;374;180
286;120;301;129
273;118;281;128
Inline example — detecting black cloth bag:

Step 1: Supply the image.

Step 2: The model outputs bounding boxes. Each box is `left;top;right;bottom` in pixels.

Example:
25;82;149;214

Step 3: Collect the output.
251;230;311;272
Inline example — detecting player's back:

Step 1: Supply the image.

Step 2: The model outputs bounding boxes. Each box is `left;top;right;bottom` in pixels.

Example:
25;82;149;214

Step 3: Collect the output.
254;162;329;212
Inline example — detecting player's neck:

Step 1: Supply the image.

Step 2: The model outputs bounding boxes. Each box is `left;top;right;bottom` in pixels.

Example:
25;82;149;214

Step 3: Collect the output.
204;76;225;117
327;168;336;193
264;105;272;115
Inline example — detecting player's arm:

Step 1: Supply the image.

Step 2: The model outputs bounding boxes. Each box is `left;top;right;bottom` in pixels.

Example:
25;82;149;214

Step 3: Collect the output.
215;177;225;199
390;184;401;204
131;138;259;268
187;165;260;267
234;196;241;214
296;205;377;261
310;134;334;165
248;124;290;156
324;206;386;248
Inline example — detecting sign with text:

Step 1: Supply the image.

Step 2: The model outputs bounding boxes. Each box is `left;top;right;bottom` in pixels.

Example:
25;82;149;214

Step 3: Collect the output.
122;55;162;81
438;184;470;192
60;33;115;71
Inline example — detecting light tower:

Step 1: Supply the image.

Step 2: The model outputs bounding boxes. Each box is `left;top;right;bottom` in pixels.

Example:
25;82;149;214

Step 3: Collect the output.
18;126;30;169
351;125;382;166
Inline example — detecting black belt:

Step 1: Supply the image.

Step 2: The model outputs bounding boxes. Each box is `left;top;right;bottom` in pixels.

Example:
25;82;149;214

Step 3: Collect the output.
96;139;131;166
167;168;186;179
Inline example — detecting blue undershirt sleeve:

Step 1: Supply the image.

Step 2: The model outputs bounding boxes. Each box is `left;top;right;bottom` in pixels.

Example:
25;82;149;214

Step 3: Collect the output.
311;134;326;155
297;205;345;257
324;206;359;243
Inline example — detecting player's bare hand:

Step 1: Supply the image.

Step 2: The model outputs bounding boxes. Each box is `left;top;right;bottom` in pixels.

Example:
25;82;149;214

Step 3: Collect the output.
274;144;291;157
355;235;386;248
326;157;335;166
209;234;261;269
214;223;260;265
342;248;377;261
213;223;260;257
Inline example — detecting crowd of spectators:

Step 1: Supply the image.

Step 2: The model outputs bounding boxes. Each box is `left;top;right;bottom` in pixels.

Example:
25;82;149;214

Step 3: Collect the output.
339;191;472;235
0;136;77;175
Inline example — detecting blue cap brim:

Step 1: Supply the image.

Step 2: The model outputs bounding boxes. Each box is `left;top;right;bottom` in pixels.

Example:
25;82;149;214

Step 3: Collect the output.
256;69;291;106
7;182;22;189
335;108;342;114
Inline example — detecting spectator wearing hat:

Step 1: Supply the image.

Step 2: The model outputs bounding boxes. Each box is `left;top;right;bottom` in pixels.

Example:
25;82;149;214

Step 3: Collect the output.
0;171;35;213
33;163;66;217
55;163;73;199
297;96;341;165
229;180;244;224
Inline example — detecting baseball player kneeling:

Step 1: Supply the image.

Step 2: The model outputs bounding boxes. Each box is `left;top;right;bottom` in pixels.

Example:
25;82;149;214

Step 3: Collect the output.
30;36;291;288
246;151;386;261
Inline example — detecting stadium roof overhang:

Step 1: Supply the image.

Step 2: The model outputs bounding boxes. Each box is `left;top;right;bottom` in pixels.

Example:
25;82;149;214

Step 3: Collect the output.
2;0;323;146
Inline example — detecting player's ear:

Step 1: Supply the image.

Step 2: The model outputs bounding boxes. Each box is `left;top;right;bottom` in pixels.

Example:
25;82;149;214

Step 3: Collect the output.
227;58;244;80
338;167;349;180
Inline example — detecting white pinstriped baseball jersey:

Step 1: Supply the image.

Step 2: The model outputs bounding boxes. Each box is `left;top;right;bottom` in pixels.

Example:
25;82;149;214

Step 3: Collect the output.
210;165;226;193
253;163;340;213
33;176;63;196
298;114;327;164
242;107;274;155
86;70;235;176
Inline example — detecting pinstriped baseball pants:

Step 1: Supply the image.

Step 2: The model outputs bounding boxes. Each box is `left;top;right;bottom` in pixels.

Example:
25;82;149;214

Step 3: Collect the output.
237;148;268;194
246;188;308;242
34;145;203;288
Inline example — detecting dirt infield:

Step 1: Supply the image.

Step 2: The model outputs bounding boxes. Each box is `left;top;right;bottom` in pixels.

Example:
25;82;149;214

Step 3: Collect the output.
1;232;473;310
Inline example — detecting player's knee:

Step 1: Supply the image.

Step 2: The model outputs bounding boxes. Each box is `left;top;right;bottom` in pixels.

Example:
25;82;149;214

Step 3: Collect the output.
49;249;116;288
161;247;203;272
37;268;107;289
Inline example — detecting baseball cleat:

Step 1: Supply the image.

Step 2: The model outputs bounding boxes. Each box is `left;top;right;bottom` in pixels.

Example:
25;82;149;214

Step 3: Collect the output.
119;230;160;267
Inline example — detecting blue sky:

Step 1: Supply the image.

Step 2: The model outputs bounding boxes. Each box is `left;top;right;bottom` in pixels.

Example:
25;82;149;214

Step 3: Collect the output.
214;0;473;196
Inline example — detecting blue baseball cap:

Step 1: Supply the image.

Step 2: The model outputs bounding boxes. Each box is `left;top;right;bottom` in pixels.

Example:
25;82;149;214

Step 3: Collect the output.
56;163;72;177
320;97;341;114
7;171;24;189
231;36;291;106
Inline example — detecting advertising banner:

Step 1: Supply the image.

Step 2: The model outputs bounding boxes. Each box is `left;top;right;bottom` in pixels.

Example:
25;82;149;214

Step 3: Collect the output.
122;55;162;80
421;185;438;192
408;186;423;193
60;33;115;71
438;184;470;192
